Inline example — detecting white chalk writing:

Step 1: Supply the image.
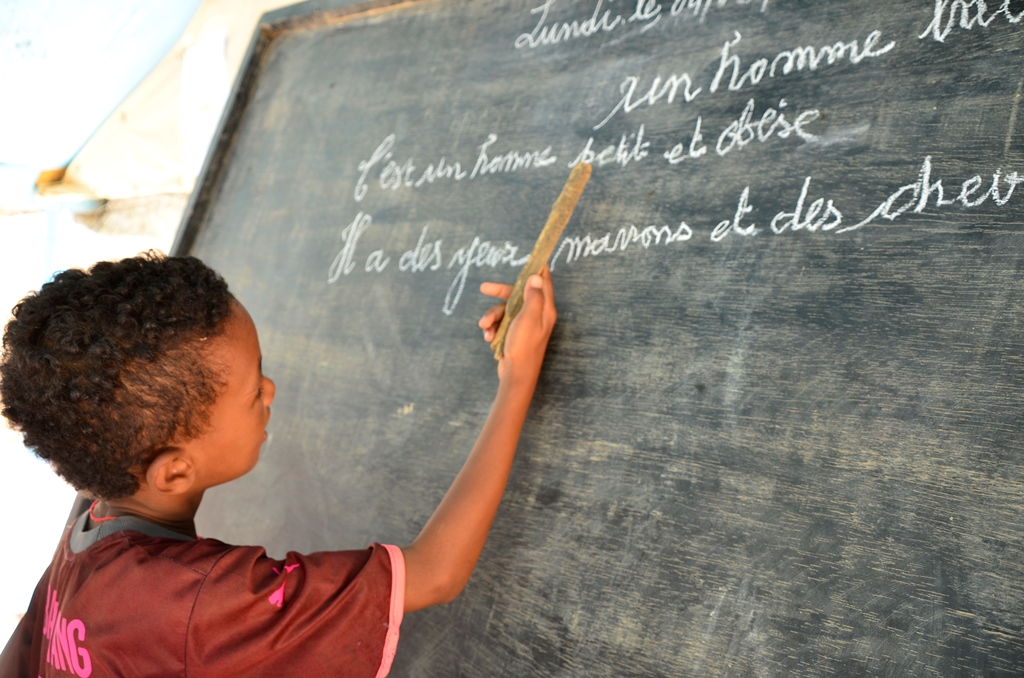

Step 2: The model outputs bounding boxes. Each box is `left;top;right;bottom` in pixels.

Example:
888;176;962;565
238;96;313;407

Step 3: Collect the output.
399;226;444;272
329;157;1024;315
699;180;845;242
715;98;820;156
710;30;895;94
919;0;1024;42
839;156;1023;232
365;249;390;273
589;29;875;135
471;134;558;178
569;125;652;168
587;98;821;168
354;133;555;202
711;186;758;241
355;134;470;203
670;0;770;23
515;0;622;49
515;0;771;49
551;221;693;270
324;3;1024;319
770;177;844;234
629;0;663;32
354;136;394;202
594;71;702;130
663;116;708;163
444;238;530;315
328;212;373;283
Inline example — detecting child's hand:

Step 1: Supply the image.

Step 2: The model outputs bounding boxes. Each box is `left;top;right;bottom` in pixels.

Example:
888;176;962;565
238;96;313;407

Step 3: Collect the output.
478;282;512;344
478;265;557;383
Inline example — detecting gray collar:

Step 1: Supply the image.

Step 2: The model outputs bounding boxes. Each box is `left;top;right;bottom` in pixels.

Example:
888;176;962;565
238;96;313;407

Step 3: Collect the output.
69;510;196;554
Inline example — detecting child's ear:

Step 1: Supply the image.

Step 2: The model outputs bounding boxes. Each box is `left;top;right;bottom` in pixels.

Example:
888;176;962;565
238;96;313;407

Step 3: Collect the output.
144;450;197;495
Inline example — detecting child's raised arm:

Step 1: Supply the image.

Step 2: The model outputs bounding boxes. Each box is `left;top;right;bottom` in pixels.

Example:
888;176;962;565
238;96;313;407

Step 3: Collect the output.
400;265;556;613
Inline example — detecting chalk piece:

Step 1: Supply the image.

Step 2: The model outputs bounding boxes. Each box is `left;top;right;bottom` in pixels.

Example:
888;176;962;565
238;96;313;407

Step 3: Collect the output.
490;162;591;359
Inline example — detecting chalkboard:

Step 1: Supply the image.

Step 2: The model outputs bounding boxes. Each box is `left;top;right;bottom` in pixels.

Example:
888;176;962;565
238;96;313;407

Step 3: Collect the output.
176;0;1024;675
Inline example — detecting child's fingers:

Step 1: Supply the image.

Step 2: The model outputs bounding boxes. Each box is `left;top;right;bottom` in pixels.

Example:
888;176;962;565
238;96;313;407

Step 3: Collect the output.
478;302;506;329
479;282;513;301
522;266;556;329
479;283;511;343
478;302;506;341
482;268;555;347
537;265;556;329
513;270;550;334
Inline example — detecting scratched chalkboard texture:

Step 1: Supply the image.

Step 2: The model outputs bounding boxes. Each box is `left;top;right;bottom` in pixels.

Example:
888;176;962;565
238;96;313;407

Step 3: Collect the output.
179;0;1024;675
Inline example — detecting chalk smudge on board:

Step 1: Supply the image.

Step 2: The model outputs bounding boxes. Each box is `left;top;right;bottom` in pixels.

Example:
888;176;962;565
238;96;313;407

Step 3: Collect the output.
1005;76;1023;156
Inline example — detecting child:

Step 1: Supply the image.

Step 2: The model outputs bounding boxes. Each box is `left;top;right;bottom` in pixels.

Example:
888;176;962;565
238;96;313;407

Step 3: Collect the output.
0;252;556;677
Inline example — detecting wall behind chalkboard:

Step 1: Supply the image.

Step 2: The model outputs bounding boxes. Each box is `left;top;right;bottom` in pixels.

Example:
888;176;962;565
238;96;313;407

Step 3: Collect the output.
180;0;1024;675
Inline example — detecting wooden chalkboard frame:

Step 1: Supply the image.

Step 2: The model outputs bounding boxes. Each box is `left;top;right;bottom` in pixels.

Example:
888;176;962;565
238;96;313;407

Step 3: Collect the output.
173;0;407;257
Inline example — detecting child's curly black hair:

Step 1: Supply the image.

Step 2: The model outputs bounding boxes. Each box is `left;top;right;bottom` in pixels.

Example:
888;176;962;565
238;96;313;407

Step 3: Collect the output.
0;252;234;499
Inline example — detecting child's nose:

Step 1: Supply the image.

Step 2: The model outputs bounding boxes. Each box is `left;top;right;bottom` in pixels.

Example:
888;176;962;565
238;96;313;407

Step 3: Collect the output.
262;377;277;406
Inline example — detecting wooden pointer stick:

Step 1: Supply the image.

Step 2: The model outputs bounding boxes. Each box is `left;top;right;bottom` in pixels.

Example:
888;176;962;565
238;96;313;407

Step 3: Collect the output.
490;162;592;359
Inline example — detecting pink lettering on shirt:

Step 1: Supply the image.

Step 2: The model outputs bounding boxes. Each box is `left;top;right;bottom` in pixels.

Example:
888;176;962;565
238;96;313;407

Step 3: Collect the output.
268;563;301;608
42;586;92;677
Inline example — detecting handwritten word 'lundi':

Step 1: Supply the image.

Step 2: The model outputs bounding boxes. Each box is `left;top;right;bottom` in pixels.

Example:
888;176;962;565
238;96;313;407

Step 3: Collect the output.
514;0;770;50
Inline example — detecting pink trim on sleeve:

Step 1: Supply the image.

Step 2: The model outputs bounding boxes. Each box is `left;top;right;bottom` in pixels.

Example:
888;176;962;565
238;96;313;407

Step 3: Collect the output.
374;544;406;678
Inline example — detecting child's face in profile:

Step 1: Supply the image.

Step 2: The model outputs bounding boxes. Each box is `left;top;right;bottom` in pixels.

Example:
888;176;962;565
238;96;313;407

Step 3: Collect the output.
185;300;276;489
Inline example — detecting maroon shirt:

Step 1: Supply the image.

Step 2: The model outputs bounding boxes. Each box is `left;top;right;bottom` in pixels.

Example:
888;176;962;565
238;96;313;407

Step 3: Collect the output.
0;512;405;678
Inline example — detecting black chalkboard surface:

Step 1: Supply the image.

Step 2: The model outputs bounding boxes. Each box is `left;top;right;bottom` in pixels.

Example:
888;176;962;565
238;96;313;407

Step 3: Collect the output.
177;0;1024;675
